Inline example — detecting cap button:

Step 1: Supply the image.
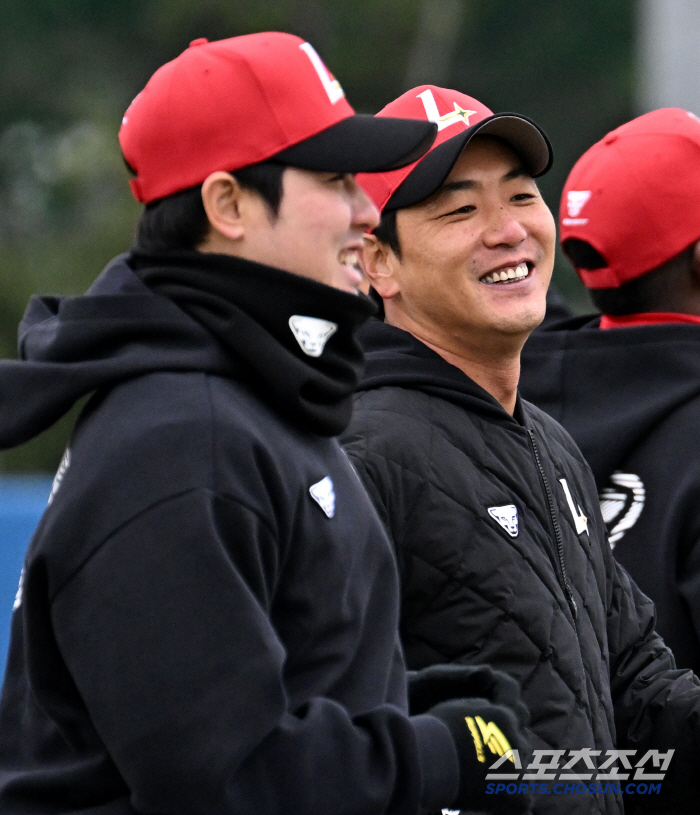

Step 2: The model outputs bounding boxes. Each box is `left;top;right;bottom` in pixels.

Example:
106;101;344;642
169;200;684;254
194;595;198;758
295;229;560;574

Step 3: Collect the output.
189;38;209;47
603;132;618;145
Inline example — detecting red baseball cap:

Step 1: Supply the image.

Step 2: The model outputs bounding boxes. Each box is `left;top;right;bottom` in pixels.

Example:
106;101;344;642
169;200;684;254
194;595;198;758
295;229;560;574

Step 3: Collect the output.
119;32;437;204
560;108;700;289
357;85;552;212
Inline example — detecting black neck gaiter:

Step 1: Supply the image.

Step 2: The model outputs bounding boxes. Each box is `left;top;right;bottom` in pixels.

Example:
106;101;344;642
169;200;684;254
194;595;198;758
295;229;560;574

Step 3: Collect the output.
130;250;375;436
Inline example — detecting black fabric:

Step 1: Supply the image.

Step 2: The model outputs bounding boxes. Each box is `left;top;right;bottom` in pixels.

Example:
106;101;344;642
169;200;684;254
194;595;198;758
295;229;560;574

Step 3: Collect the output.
0;258;233;449
409;664;528;724
520;316;700;677
130;249;375;436
0;258;461;814
274;114;437;173
0;249;374;448
342;318;700;815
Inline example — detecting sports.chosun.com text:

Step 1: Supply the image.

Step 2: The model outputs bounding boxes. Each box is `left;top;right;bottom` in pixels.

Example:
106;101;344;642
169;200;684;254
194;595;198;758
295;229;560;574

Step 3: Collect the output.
486;781;661;796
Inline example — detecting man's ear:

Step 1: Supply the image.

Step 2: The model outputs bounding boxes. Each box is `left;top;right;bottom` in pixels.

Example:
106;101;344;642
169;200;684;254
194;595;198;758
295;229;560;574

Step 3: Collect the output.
199;172;249;246
362;233;401;299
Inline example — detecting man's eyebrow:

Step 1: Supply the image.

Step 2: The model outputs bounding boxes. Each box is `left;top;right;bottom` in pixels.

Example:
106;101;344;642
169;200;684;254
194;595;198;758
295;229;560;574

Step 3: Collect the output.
434;179;479;198
435;166;534;200
502;165;532;182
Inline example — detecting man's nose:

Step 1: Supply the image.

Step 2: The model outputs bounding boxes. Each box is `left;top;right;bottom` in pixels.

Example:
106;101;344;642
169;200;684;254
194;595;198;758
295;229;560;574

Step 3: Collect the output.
350;179;380;232
482;206;528;247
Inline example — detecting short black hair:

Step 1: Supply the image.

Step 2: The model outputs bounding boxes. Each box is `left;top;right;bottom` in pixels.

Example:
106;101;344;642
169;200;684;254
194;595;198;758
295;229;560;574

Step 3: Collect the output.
372;208;401;259
132;160;287;253
563;237;693;315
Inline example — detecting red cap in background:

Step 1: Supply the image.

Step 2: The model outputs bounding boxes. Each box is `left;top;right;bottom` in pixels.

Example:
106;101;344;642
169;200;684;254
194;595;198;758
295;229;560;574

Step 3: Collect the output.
560;108;700;289
119;33;436;203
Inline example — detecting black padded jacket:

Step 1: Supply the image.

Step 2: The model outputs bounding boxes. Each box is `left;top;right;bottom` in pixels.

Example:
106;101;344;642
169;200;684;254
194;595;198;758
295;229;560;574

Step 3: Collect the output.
342;319;700;815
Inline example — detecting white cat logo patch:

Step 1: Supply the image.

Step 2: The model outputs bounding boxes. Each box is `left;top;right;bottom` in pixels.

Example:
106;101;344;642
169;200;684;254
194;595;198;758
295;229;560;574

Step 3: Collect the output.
309;476;336;518
488;505;519;538
599;471;645;549
559;479;589;536
289;315;338;357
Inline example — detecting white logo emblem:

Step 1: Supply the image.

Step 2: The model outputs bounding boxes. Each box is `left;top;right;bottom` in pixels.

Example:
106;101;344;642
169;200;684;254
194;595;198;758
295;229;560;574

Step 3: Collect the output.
559;479;589;536
566;190;591;217
599;472;645;549
299;42;345;104
289;315;337;357
488;505;519;538
48;447;71;506
417;89;477;132
309;476;336;518
13;568;24;612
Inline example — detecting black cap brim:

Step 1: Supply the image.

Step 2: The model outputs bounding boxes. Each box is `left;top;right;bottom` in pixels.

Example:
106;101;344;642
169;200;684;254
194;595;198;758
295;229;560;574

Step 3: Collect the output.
274;114;438;174
385;113;553;211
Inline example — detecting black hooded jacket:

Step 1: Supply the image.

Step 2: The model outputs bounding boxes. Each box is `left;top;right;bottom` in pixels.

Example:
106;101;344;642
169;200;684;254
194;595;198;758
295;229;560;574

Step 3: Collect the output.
520;315;700;676
0;254;459;815
342;319;700;815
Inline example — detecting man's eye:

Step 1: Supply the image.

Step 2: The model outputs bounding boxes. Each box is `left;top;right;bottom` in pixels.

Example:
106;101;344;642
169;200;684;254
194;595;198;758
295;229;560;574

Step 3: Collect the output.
512;193;536;202
443;205;475;217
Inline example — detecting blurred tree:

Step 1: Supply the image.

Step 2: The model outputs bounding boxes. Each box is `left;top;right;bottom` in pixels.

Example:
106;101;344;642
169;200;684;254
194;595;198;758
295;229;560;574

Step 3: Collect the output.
0;0;634;471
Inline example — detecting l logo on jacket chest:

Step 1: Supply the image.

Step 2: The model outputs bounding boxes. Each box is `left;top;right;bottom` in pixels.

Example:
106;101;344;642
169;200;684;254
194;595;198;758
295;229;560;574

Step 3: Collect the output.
488;504;519;538
559;478;589;536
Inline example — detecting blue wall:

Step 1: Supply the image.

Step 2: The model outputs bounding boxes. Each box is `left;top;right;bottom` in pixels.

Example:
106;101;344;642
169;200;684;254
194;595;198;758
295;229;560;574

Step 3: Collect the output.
0;476;53;680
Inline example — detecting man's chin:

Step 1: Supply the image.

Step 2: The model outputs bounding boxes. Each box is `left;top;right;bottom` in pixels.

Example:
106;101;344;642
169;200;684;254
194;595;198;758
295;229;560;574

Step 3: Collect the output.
493;308;547;339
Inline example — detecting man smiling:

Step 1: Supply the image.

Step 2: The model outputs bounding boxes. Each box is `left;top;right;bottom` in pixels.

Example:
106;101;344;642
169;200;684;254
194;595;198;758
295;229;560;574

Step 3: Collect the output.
341;85;700;814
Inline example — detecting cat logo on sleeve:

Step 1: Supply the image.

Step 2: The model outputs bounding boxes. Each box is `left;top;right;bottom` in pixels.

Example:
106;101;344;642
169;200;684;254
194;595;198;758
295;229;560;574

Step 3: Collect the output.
309;476;336;518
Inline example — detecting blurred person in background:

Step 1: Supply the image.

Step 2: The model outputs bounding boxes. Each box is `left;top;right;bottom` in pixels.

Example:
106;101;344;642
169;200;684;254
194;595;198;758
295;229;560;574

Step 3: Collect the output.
520;108;700;679
342;86;700;814
0;34;535;815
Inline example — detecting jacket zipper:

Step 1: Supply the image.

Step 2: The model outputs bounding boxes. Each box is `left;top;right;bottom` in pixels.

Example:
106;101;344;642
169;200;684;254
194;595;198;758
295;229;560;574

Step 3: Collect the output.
527;429;578;620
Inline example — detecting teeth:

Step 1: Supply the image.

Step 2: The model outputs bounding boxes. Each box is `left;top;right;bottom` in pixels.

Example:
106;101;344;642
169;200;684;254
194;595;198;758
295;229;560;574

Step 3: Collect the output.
339;249;359;266
482;262;530;284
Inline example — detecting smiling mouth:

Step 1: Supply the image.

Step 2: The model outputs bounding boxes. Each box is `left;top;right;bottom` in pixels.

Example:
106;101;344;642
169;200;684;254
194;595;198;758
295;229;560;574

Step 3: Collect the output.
339;248;361;269
337;248;365;289
481;262;531;285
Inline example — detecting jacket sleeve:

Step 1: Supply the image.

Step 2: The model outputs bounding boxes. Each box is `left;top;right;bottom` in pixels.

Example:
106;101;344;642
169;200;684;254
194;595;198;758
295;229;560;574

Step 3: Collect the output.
605;525;700;813
670;462;700;663
678;532;700;652
49;488;458;815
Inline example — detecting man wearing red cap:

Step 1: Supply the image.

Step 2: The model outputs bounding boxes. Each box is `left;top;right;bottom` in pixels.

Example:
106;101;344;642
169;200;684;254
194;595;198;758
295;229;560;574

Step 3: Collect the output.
520;108;700;680
342;87;700;814
0;36;534;815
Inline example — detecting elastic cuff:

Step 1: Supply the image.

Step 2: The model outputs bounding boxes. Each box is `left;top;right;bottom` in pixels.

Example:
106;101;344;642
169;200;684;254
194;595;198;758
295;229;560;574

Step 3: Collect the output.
411;713;460;811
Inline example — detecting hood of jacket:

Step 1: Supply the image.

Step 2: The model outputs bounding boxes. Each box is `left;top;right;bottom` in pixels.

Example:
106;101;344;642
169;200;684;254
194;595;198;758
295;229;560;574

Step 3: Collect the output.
0;251;373;449
519;314;700;486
